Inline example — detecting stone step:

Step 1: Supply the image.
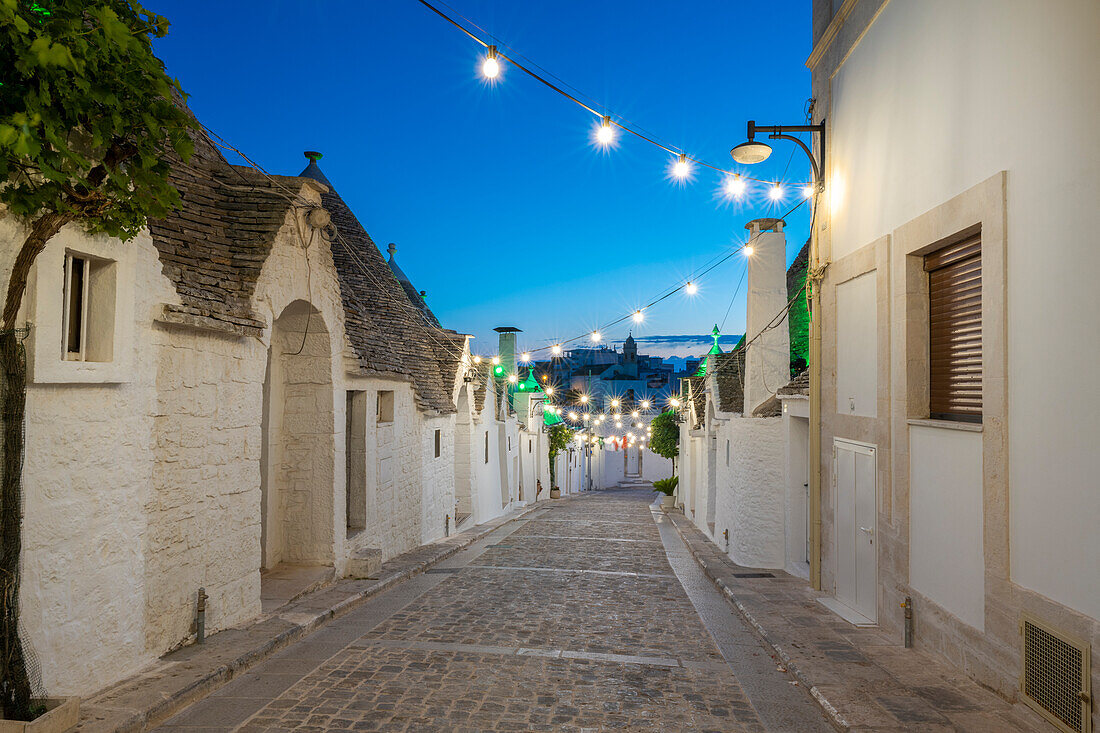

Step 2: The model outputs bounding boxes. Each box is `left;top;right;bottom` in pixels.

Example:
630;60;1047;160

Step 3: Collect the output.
345;547;383;579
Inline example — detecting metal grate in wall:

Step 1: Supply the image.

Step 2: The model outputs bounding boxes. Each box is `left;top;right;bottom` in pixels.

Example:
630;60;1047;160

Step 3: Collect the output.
1020;613;1091;733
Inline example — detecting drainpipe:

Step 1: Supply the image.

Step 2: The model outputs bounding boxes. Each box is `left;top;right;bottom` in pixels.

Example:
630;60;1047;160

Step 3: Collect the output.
808;128;826;592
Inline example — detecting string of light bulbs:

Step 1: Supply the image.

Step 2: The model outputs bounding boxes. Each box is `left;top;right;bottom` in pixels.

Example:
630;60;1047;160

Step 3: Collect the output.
414;0;816;199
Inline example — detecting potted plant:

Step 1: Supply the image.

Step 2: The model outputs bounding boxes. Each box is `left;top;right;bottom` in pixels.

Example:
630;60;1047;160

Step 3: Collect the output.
549;486;561;499
652;476;678;510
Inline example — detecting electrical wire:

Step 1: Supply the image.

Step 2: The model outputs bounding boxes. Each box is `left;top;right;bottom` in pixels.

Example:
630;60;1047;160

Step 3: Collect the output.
413;0;811;187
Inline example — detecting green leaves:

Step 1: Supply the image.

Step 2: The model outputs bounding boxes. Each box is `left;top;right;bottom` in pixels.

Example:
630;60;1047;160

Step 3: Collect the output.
649;410;679;461
0;0;196;240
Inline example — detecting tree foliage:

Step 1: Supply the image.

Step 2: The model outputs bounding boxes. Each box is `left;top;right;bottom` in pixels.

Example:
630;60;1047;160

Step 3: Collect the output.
0;2;193;718
649;410;679;462
546;423;572;488
0;0;195;327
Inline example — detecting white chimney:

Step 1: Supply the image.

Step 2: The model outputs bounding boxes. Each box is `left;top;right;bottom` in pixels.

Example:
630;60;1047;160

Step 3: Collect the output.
743;218;790;415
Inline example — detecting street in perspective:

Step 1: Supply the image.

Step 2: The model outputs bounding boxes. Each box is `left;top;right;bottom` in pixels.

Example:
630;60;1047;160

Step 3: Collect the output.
1;1;1097;732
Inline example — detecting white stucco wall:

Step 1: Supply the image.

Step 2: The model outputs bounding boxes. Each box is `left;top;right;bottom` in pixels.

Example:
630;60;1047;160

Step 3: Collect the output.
909;424;985;630
829;0;1100;618
713;417;786;568
641;450;673;482
834;271;877;418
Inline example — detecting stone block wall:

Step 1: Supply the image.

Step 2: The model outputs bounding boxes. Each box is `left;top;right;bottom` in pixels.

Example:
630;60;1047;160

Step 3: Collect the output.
147;324;266;659
420;414;455;543
714;417;786;568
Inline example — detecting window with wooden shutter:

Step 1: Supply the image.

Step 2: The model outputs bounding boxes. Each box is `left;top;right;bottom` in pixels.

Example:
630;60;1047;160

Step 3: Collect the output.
925;235;982;422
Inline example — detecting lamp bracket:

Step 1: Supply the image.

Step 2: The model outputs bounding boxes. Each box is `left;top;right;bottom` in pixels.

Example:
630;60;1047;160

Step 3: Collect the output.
746;120;826;187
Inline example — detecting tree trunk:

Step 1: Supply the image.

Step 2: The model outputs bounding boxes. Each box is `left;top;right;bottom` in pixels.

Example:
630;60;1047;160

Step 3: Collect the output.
3;213;73;332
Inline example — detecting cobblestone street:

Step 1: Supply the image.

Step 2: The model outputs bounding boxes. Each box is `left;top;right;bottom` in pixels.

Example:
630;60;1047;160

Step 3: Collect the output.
155;488;832;732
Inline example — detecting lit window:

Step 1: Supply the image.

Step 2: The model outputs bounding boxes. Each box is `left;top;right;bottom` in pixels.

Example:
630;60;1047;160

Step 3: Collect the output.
63;252;115;362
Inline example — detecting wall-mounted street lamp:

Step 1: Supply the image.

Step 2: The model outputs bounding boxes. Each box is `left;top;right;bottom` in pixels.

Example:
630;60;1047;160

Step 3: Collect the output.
730;120;825;188
731;116;826;593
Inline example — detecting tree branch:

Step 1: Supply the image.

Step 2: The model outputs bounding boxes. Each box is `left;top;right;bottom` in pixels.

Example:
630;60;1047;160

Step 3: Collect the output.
2;212;74;331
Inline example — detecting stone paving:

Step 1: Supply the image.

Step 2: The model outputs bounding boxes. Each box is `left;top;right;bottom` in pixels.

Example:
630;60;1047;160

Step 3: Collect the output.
155;488;812;732
667;509;1049;733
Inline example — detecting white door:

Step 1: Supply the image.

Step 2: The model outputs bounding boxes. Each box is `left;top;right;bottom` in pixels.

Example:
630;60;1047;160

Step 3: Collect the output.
626;446;640;476
834;439;877;622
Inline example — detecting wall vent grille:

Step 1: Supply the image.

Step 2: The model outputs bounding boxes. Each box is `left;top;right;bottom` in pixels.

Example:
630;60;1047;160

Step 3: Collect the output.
1020;612;1091;733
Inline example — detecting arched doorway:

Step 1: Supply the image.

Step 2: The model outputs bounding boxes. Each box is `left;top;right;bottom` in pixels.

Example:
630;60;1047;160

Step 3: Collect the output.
260;300;335;570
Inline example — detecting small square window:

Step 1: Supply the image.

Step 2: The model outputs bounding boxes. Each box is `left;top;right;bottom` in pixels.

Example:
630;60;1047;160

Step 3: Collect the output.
434;429;441;458
63;252;115;362
377;390;394;423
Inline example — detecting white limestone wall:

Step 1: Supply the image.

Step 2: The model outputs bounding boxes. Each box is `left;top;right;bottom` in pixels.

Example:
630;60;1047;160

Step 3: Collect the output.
641;451;673;482
146;324;267;660
829;0;1100;619
420;414;455;543
713;417;786;568
472;382;506;522
13;221;170;696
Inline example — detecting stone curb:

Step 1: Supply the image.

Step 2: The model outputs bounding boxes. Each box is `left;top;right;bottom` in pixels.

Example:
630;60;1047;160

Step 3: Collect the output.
665;511;850;732
77;499;562;733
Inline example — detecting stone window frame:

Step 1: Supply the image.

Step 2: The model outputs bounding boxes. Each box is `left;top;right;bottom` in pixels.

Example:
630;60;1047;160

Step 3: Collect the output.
25;229;135;384
376;390;395;424
891;171;1008;596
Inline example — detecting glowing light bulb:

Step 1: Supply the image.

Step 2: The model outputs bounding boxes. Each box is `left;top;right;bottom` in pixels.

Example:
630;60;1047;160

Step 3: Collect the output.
633;310;644;323
596;115;614;145
491;356;500;365
508;374;518;384
725;175;746;198
482;45;500;79
615;421;622;428
744;245;754;256
611;398;620;408
546;387;554;396
569;411;578;420
641;400;651;410
473;356;482;364
670;398;681;408
520;351;530;362
580;394;588;404
551;344;562;355
685;281;698;296
631;410;640;418
803;184;816;199
673;153;690;179
769;183;783;201
591;330;601;342
582;413;590;421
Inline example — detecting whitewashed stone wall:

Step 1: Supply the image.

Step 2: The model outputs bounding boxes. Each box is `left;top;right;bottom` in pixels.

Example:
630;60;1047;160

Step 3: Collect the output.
713;416;786;568
14;220;170;695
420;414;455;543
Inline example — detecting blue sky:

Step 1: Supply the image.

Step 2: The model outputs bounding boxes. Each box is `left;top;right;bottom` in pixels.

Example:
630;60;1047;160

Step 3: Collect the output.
153;1;812;355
